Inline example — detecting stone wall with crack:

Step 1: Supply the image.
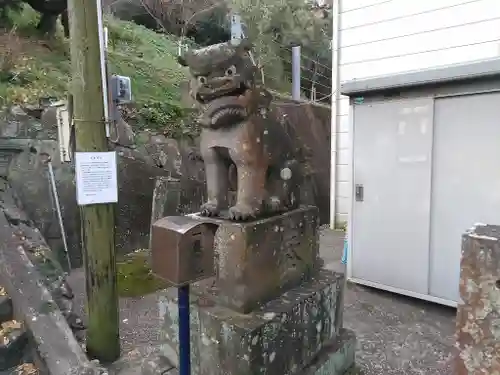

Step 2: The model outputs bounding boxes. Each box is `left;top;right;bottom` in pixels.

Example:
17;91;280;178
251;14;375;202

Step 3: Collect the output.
2;103;206;268
1;100;323;268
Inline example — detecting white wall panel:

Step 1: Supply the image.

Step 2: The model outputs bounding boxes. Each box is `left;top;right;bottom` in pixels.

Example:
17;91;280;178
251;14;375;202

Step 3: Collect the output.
341;42;500;81
333;0;500;223
341;0;390;13
341;1;500;48
336;181;351;199
341;0;496;30
338;97;349;116
341;19;500;65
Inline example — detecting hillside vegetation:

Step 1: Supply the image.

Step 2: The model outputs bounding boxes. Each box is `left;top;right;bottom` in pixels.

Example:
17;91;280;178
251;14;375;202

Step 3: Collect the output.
0;5;191;135
107;0;332;100
0;1;332;134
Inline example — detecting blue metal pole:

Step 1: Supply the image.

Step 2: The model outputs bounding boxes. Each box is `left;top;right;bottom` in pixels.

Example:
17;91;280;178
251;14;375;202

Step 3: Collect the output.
178;284;191;375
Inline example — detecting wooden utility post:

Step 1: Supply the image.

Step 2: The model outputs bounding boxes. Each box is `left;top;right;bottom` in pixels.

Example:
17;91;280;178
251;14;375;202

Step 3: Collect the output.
67;0;120;362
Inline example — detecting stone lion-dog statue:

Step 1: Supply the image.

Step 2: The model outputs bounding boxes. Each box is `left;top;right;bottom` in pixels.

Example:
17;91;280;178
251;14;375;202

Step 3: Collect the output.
178;39;302;221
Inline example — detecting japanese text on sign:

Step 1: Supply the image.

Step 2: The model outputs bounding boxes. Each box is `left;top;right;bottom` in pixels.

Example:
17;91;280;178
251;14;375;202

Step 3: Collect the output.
75;151;118;205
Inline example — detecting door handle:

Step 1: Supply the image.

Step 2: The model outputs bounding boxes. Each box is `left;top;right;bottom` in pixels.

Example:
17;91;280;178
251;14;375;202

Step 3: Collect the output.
355;184;364;202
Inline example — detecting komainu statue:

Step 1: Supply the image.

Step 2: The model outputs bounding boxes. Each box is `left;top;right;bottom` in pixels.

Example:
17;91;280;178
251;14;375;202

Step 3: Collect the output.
178;39;302;221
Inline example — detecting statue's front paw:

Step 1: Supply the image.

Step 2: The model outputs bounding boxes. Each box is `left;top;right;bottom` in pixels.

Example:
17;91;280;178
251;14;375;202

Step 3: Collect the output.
200;201;220;217
229;204;259;221
188;149;203;162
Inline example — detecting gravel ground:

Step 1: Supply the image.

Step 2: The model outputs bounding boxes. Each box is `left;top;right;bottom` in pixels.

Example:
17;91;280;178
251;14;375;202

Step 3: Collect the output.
67;228;456;374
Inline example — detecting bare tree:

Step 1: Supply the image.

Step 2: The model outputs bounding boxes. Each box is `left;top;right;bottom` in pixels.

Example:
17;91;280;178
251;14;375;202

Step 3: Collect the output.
110;0;226;36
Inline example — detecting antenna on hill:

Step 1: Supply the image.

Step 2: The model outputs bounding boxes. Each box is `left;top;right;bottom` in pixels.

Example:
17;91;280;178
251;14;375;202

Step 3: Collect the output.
230;13;242;46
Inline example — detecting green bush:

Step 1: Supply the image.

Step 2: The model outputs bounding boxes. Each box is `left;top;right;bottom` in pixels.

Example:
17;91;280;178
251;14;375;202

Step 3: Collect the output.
0;0;24;28
0;8;192;135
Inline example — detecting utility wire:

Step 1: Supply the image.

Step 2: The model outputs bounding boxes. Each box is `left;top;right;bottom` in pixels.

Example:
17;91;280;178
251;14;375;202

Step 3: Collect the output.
260;54;332;82
261;45;332;78
269;39;332;72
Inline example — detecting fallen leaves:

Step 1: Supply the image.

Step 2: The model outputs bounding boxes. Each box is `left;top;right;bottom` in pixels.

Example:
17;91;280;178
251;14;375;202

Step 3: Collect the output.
0;320;22;345
15;363;39;375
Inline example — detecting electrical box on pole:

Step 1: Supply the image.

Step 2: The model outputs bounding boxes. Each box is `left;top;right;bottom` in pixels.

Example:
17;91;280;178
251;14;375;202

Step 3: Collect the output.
110;75;132;104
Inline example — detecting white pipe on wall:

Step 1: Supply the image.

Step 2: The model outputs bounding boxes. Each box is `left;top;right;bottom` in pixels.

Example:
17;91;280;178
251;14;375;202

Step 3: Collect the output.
292;46;302;100
96;0;110;137
329;0;342;229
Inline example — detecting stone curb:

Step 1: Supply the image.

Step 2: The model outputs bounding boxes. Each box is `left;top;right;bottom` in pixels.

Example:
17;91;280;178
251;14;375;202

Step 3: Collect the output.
0;183;103;375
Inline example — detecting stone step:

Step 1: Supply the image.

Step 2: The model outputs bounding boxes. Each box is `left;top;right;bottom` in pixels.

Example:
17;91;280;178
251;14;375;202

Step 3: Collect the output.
0;321;29;372
301;329;356;375
0;152;13;178
0;293;13;324
0;288;29;372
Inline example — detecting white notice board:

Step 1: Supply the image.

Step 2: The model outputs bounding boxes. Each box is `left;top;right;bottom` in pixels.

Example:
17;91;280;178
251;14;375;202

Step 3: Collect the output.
75;151;118;206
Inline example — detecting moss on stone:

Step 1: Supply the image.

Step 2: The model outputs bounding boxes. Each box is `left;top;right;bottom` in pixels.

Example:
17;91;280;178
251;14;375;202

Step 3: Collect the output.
116;250;168;298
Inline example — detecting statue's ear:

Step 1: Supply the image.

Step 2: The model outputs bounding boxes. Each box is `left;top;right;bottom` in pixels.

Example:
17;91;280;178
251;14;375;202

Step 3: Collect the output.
177;55;188;67
178;50;195;67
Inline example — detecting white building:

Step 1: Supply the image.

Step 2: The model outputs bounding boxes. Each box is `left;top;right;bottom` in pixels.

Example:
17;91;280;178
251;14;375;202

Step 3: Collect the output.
331;0;500;305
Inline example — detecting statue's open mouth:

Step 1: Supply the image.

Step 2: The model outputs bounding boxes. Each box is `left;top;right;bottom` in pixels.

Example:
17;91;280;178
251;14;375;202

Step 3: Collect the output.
196;83;247;104
196;83;250;129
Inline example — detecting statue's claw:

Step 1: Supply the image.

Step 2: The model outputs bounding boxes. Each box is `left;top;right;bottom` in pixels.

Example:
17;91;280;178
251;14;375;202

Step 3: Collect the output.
228;204;259;221
200;201;220;217
264;196;282;213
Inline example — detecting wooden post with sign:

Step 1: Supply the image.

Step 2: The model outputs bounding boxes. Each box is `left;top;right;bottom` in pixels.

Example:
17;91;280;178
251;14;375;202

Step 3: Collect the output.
67;0;120;362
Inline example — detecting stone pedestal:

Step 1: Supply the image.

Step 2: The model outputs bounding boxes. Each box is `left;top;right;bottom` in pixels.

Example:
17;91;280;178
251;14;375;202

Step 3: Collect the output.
157;206;355;375
160;270;354;375
188;206;321;313
301;329;356;375
455;224;500;375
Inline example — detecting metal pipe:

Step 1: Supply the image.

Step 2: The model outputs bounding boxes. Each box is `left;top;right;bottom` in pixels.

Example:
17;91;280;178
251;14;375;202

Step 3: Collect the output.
96;0;110;137
291;45;301;100
41;153;71;271
329;0;342;229
178;284;191;375
230;13;242;46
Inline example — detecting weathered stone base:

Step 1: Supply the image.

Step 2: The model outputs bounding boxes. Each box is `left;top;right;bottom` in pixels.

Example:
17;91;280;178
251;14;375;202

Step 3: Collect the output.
301;329;356;375
145;328;356;375
160;269;347;375
188;205;321;313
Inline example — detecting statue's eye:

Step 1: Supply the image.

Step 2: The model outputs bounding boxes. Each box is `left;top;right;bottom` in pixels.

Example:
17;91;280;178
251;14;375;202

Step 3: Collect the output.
197;76;207;84
225;65;237;76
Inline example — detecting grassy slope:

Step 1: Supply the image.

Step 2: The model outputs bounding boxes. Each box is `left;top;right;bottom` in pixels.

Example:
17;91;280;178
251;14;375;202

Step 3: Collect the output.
0;6;192;134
